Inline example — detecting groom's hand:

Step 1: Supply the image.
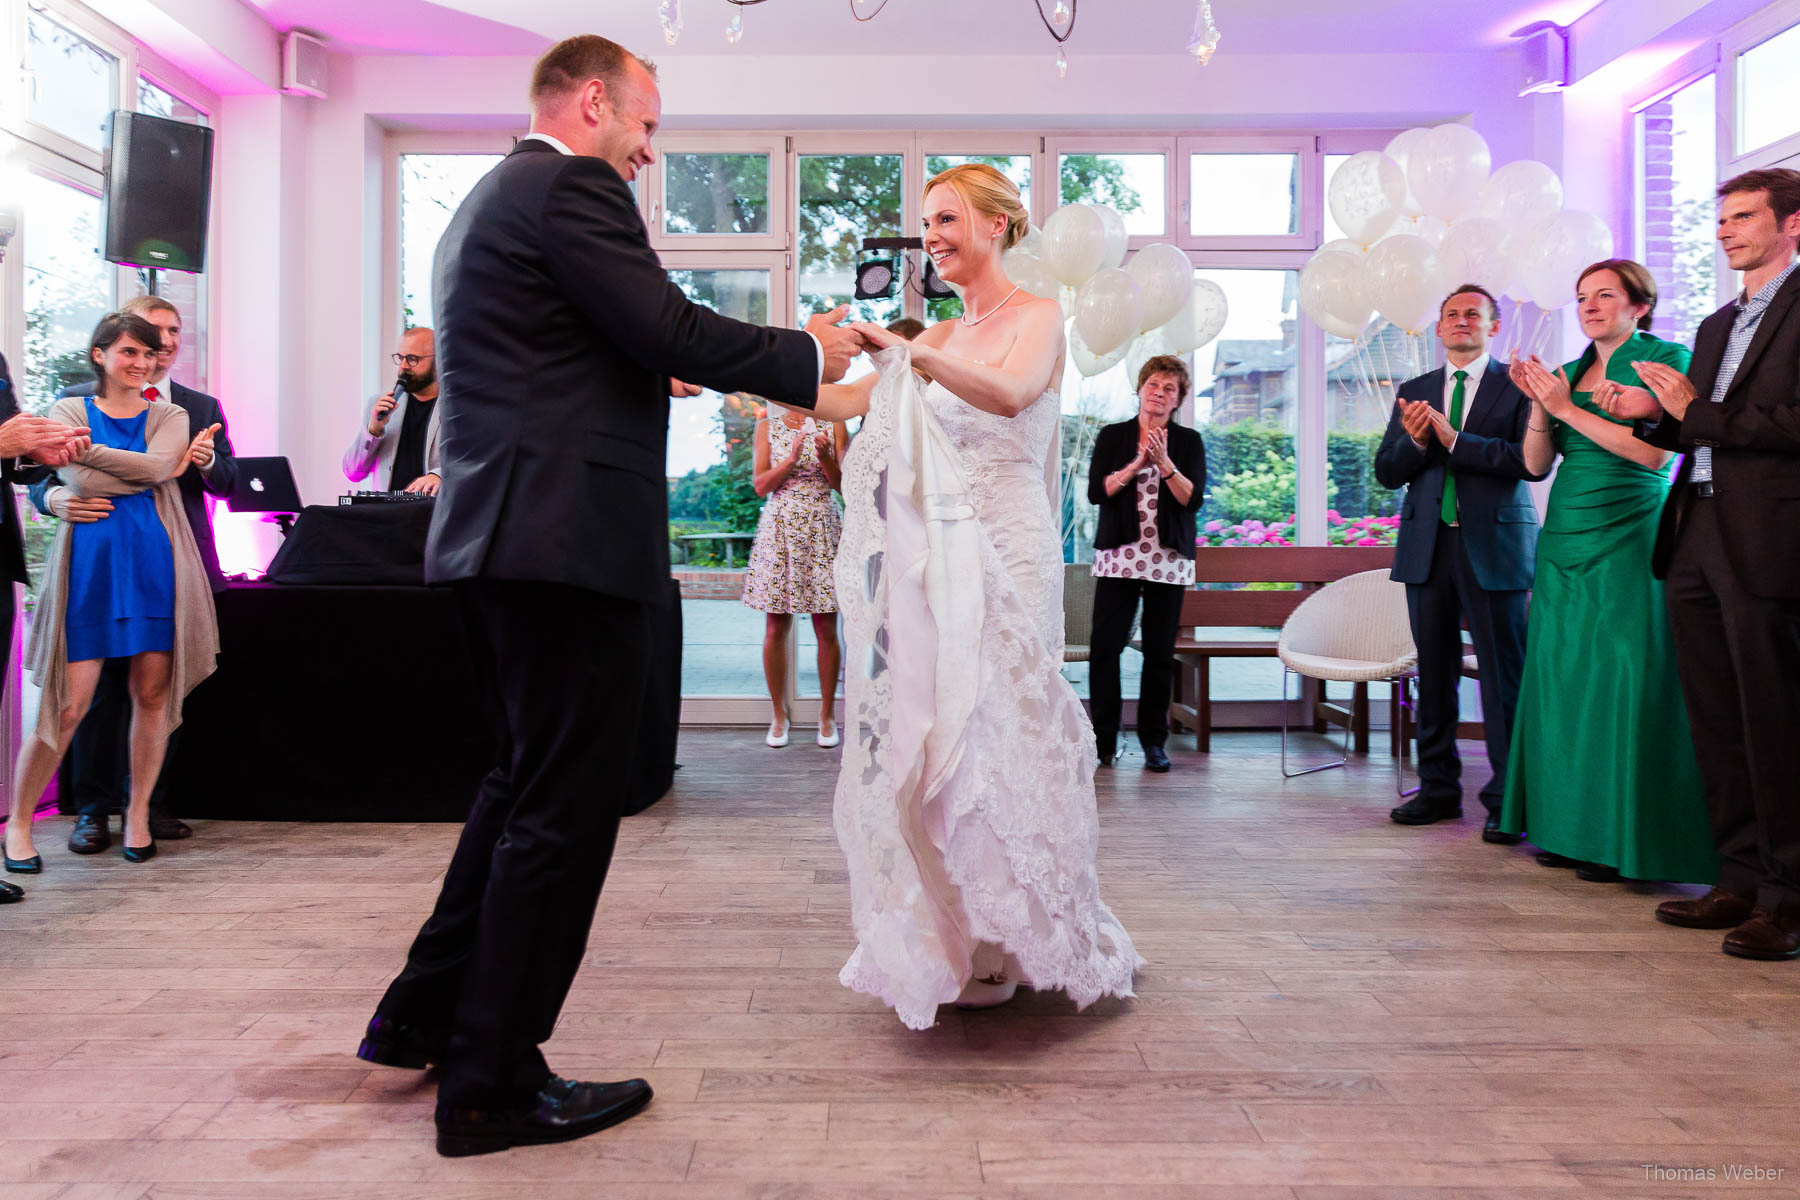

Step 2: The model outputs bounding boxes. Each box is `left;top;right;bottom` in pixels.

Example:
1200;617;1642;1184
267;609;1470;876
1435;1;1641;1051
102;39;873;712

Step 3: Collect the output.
805;305;862;384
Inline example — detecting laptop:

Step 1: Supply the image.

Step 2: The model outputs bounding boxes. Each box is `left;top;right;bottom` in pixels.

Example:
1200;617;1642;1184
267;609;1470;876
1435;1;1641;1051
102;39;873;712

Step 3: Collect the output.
228;456;303;513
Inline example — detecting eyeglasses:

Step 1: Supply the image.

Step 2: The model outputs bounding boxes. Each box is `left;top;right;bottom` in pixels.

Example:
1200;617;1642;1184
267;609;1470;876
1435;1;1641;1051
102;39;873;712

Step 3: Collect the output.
391;353;434;367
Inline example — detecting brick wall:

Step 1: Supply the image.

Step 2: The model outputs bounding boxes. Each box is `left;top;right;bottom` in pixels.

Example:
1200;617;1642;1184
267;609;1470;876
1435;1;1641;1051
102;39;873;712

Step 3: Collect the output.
673;568;747;601
1639;100;1680;342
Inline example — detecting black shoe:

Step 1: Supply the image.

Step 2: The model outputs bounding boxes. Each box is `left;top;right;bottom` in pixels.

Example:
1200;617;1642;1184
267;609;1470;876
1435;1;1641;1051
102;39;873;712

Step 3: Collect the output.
1389;796;1462;825
0;879;21;904
147;809;192;841
1143;746;1171;773
122;840;157;864
1482;813;1524;845
357;1014;448;1069
1575;861;1623;883
1535;850;1580;868
68;814;111;855
4;848;42;874
435;1075;653;1158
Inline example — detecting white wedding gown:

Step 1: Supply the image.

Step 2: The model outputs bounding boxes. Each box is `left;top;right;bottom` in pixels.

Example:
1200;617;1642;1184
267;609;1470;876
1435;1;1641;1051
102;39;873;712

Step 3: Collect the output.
833;346;1142;1030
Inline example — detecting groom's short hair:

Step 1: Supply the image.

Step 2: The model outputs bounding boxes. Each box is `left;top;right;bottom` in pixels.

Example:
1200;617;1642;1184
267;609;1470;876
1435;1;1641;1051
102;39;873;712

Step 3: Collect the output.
531;35;658;104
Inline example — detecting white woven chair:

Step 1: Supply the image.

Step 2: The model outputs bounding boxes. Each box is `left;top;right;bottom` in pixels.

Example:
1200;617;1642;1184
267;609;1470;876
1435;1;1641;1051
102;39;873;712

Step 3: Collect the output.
1062;562;1097;663
1276;568;1418;783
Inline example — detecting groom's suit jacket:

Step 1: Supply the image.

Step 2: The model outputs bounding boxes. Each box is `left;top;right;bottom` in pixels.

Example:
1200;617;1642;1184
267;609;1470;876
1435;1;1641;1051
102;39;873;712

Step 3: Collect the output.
425;138;821;604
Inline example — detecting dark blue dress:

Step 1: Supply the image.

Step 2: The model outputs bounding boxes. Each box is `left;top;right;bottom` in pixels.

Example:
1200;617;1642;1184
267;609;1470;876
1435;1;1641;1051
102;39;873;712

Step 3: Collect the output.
64;398;175;662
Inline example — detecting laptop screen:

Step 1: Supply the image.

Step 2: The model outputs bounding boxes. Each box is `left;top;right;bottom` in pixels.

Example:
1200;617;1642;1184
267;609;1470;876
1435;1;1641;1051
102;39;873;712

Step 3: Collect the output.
228;456;303;513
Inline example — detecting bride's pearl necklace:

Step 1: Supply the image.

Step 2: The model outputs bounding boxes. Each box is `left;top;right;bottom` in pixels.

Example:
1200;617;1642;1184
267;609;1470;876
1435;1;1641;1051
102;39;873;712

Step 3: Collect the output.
959;285;1022;327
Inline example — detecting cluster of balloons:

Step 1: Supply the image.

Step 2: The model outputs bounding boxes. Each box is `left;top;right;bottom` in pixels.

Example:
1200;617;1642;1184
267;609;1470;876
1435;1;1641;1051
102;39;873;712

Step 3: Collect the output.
1004;203;1229;379
1301;124;1614;338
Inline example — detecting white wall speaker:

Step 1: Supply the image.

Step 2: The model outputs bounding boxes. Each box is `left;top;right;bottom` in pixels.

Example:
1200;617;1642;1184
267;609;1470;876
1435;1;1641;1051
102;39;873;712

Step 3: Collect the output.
282;30;329;99
1516;24;1568;96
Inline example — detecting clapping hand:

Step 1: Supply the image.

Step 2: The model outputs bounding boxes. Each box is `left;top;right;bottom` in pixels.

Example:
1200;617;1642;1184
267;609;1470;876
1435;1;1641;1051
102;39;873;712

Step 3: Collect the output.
186;422;222;472
804;304;863;384
1398;399;1455;448
1592;378;1661;421
0;413;92;465
1143;427;1174;475
813;430;833;461
1510;355;1575;420
1633;360;1698;420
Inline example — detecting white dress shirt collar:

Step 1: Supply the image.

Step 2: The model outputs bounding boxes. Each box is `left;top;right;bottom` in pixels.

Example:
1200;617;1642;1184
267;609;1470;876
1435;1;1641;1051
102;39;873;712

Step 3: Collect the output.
1443;352;1489;420
519;132;574;156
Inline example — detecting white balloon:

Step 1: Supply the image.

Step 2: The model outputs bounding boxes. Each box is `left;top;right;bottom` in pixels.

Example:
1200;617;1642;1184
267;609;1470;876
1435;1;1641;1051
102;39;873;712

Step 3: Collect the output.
1479;160;1563;238
1091;204;1128;270
1407;124;1491;223
1381;211;1449;249
1040;204;1108;286
1003;248;1058;300
1161;277;1229;353
1383;127;1432;202
1517;209;1614;310
1327;150;1408;245
1320;237;1366;257
1123;330;1175;393
1070;321;1131;377
1016;224;1044;257
1073;268;1144;357
1364;234;1441;334
1433;216;1514;299
1124;242;1193;331
1300;250;1372;340
1058;284;1079;320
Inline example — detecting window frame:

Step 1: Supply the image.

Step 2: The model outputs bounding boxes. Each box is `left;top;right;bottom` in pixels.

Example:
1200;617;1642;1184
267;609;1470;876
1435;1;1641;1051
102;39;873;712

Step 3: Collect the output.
1044;134;1177;249
644;132;790;252
1722;0;1800;168
1176;134;1319;252
10;0;129;174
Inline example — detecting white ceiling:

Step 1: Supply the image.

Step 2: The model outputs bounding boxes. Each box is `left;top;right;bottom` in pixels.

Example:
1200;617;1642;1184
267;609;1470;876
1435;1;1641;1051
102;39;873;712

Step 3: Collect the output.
244;0;1606;58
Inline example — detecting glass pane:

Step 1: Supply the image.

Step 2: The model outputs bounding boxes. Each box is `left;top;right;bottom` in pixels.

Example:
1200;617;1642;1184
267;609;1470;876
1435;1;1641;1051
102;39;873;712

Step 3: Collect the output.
798;153;903;325
1738;22;1800;154
20;174;111;414
399;154;504;328
25;10;118;151
1322;153;1351;244
1189;154;1298;237
1638;76;1718;347
1325;319;1418;547
126;268;208;394
667;269;777;698
663;152;770;235
137;76;206;124
1194;268;1300;701
1059;152;1165;236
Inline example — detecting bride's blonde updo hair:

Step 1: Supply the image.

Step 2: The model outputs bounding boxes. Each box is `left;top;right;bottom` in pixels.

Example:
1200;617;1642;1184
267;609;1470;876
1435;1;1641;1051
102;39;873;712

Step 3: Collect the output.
923;163;1030;252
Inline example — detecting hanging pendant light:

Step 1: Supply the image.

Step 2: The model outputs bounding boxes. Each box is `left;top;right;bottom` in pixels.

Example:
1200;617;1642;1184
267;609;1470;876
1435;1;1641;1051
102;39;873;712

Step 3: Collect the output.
658;0;683;45
1056;46;1068;77
1051;0;1072;28
726;8;743;42
1186;0;1222;65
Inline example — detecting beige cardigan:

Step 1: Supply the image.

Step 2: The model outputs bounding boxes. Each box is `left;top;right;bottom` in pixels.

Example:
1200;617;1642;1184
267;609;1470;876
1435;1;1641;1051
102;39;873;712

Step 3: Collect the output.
26;396;221;753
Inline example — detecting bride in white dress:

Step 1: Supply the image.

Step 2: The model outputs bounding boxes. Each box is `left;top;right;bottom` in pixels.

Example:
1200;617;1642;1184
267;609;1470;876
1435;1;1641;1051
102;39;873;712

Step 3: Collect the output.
805;164;1141;1030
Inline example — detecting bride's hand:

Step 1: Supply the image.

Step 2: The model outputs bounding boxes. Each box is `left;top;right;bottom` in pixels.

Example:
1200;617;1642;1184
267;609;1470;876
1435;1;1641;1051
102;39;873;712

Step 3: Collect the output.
850;322;905;353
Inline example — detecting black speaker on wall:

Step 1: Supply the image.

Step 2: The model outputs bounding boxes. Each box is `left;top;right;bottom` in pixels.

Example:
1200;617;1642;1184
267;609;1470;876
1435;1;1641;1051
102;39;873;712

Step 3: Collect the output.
102;110;214;274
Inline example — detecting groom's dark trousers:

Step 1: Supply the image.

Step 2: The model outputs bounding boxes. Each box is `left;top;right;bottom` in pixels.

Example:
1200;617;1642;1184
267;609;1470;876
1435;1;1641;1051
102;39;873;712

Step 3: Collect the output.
370;136;822;1111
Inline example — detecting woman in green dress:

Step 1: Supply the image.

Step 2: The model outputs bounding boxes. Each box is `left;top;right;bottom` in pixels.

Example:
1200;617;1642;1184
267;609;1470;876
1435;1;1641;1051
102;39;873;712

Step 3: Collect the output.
1501;259;1716;885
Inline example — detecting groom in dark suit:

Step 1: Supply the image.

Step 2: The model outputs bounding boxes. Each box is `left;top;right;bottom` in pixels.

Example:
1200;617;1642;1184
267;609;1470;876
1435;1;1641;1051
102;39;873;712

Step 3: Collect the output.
1618;168;1800;960
1375;285;1545;840
356;35;861;1157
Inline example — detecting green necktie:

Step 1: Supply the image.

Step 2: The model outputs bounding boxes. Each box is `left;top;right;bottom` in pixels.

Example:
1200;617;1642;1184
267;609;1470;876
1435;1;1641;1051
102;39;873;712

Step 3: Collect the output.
1440;369;1467;526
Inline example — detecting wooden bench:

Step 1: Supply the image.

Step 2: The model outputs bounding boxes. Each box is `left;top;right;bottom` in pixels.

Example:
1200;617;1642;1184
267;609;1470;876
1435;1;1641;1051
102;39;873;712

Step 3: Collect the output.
1168;546;1396;752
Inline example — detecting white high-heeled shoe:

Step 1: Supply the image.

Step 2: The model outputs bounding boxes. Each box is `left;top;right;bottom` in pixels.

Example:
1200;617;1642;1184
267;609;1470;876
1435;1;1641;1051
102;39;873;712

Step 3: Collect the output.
954;973;1019;1010
816;717;840;748
765;716;790;748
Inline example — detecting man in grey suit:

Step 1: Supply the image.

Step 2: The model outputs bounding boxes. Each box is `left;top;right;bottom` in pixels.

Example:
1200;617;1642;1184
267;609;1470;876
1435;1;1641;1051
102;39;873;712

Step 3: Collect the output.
34;294;235;852
355;34;861;1157
1375;284;1545;840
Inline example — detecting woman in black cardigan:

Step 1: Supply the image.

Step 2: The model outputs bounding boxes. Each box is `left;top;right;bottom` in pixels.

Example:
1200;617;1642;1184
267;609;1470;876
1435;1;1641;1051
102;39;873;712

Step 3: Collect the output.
1086;355;1206;772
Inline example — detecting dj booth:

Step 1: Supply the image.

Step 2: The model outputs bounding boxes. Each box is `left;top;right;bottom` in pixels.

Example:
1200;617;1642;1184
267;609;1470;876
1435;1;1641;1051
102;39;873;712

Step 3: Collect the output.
152;498;682;822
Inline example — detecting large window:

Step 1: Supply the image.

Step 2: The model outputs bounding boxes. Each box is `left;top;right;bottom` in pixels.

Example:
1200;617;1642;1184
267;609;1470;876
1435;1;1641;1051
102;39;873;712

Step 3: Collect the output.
1059;151;1165;236
19;173;112;414
1188;154;1299;238
1736;20;1800;156
24;7;118;153
1636;75;1718;348
398;154;503;328
137;76;205;124
662;152;772;237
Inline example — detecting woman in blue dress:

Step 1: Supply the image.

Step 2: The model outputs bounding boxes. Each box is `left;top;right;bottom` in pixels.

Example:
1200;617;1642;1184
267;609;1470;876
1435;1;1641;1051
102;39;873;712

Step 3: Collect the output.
3;313;220;870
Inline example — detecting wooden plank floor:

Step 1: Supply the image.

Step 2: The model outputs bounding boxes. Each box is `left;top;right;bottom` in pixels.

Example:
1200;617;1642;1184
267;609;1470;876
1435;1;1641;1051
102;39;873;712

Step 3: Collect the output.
3;729;1798;1198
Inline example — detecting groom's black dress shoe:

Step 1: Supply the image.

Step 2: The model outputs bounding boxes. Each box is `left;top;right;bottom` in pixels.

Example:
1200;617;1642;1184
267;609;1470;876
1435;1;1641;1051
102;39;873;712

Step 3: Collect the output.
1143;746;1171;773
435;1075;653;1157
0;879;21;904
1389;796;1461;825
68;815;110;855
1482;813;1524;845
357;1014;449;1069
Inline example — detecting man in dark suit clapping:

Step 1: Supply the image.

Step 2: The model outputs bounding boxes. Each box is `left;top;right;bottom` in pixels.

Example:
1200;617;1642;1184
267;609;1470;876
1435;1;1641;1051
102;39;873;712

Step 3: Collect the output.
1375;285;1546;841
35;294;235;853
356;35;861;1157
